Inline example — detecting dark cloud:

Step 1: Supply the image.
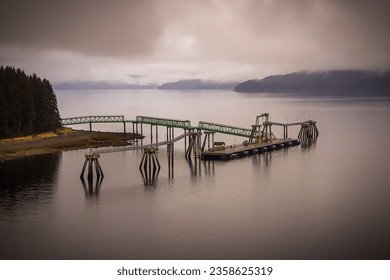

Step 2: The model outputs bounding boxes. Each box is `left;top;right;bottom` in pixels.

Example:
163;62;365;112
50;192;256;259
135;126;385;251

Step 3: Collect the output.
155;0;390;70
0;0;164;57
0;0;389;83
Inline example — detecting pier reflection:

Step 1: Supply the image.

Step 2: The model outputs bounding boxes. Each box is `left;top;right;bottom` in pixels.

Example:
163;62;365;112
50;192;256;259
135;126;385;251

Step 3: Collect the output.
139;147;161;187
167;143;174;179
81;176;103;198
137;144;217;187
140;167;160;187
187;157;215;177
252;150;273;167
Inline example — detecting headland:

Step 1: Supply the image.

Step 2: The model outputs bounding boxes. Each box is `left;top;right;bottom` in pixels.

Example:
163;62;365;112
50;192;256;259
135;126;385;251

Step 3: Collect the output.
0;128;142;162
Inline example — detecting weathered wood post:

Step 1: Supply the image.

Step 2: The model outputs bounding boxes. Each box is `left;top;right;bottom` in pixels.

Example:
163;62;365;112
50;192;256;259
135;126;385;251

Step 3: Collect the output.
80;153;104;184
139;147;160;186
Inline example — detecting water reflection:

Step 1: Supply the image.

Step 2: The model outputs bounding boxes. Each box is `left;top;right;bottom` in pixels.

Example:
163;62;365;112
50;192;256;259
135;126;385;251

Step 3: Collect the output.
167;144;174;178
0;153;61;260
203;160;215;176
140;168;160;187
187;157;216;177
137;143;217;187
81;176;103;198
0;153;61;211
139;148;161;187
252;150;273;166
187;157;200;176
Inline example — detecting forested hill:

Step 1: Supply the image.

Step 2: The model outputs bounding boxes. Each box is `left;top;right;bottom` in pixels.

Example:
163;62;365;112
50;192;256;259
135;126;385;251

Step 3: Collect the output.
234;71;390;92
0;66;61;138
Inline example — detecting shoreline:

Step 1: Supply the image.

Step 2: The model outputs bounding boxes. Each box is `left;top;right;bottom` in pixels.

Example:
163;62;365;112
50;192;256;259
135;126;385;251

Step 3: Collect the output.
0;128;143;163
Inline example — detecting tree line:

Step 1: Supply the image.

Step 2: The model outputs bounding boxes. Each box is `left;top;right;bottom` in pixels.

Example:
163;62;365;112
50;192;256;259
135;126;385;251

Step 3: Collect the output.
234;70;390;92
0;66;61;138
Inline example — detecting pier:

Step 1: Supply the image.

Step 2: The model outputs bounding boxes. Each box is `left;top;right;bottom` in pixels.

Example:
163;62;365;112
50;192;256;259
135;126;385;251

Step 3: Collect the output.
61;113;319;161
201;139;301;160
61;113;319;183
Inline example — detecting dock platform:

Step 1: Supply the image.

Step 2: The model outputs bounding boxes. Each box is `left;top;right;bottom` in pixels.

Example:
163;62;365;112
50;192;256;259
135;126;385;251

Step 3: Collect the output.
201;139;300;160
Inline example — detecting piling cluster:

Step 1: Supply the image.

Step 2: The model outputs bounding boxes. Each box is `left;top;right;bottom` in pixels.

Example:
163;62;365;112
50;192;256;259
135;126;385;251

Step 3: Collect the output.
139;147;161;186
185;131;201;160
298;121;319;147
80;152;104;195
80;153;104;181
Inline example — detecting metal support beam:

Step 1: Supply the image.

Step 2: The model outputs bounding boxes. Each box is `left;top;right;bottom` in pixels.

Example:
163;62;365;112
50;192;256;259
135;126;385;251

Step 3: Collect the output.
136;115;191;129
198;121;252;138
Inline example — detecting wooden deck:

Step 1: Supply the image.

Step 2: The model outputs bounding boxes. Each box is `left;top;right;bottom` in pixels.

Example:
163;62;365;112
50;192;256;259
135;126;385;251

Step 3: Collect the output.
201;139;300;160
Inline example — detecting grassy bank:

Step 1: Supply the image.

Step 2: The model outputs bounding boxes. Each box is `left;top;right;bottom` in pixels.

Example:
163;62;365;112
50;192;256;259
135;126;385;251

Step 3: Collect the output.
0;128;143;162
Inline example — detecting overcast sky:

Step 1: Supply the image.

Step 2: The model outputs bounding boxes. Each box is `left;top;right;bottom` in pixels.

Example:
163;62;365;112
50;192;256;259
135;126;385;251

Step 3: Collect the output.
0;0;389;84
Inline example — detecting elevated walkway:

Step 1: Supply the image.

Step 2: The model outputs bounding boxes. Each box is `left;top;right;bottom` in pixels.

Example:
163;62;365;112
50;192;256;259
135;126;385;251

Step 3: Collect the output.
93;131;195;154
198;121;253;138
61;115;126;125
135;116;192;129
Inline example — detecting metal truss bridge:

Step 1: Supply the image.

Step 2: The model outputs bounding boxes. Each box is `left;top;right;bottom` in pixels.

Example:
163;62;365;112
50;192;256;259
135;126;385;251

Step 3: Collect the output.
61;115;126;125
61;114;317;140
61;115;261;138
61;115;193;131
135;116;191;129
198;121;253;138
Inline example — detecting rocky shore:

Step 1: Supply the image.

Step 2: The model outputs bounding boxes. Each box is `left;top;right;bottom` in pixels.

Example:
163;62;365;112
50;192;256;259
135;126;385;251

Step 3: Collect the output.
0;128;142;162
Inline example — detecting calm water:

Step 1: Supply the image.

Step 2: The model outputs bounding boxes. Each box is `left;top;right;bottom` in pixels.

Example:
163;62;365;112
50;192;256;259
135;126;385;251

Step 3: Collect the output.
1;89;390;259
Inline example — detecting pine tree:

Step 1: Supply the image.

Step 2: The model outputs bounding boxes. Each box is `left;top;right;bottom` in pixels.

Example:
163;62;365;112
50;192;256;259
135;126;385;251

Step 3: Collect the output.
0;66;62;138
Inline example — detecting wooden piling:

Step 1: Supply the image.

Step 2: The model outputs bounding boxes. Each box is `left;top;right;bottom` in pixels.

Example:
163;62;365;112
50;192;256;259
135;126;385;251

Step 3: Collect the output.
80;153;104;181
139;147;161;186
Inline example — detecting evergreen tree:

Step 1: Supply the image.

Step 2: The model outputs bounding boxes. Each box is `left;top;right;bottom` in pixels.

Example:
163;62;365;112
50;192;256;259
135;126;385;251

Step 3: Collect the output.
0;66;61;138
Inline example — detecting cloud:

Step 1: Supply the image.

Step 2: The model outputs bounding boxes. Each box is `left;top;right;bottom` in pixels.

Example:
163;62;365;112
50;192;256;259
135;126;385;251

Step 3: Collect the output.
154;0;390;69
0;0;389;83
0;0;164;57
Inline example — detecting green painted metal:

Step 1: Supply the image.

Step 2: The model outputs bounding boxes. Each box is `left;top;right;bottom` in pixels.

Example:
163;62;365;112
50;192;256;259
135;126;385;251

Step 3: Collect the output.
198;121;252;138
136;115;192;129
61;115;125;125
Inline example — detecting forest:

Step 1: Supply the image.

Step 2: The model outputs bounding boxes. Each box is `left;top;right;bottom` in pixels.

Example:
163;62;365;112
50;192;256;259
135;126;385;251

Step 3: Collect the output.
235;70;390;92
0;66;61;138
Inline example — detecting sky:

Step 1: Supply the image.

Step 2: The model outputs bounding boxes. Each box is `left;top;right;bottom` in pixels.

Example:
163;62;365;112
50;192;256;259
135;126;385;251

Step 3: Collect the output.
0;0;389;85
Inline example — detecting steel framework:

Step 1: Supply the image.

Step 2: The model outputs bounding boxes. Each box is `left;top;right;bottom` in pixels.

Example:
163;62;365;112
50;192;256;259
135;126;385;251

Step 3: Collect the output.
198;121;252;137
136;115;192;129
61;115;125;125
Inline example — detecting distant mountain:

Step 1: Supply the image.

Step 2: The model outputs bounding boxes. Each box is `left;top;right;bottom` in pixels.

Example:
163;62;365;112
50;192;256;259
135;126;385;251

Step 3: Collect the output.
234;71;390;92
53;81;158;90
158;79;238;90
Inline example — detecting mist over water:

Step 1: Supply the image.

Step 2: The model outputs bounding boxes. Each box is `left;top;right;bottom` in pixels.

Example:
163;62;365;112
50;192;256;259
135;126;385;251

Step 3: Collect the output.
1;89;390;259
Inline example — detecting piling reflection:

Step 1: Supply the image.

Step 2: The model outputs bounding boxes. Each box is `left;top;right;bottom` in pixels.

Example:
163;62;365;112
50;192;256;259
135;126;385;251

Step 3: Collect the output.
80;176;103;198
187;157;201;176
252;150;273;166
139;147;160;187
203;160;215;176
187;157;215;177
167;143;174;178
